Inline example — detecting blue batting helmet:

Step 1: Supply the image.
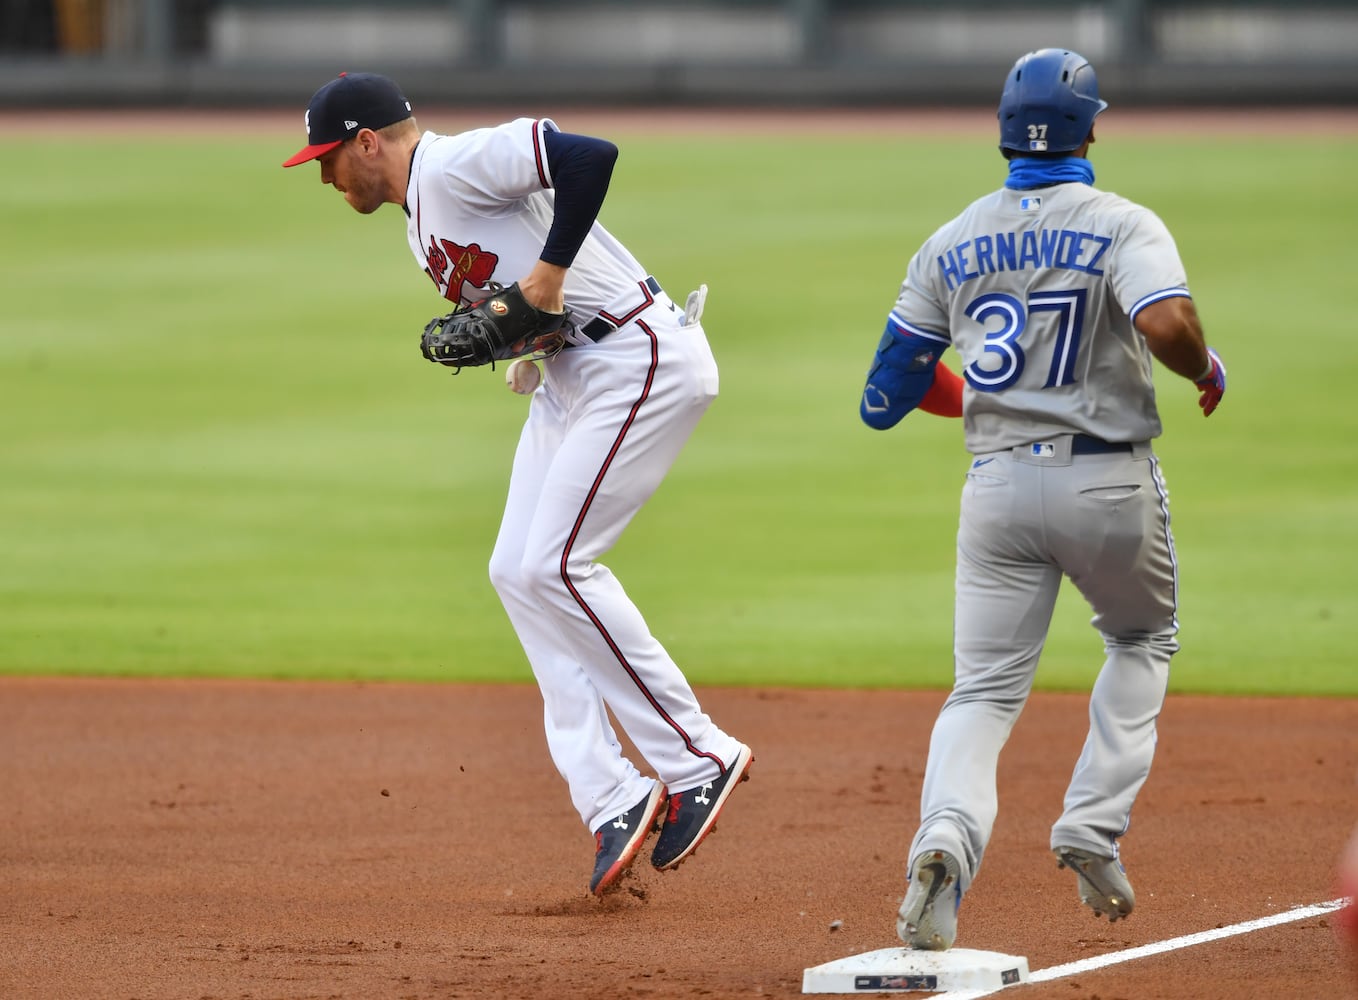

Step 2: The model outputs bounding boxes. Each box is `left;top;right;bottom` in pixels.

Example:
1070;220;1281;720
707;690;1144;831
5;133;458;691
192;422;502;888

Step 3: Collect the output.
998;48;1108;154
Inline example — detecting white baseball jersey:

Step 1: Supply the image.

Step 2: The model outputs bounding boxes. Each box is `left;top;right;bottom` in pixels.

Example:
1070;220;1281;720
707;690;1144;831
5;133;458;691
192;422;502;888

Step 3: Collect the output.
406;118;648;324
405;117;745;836
890;183;1190;453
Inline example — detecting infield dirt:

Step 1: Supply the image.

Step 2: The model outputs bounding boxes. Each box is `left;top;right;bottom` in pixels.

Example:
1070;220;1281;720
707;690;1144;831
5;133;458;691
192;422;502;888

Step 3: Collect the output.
5;677;1356;999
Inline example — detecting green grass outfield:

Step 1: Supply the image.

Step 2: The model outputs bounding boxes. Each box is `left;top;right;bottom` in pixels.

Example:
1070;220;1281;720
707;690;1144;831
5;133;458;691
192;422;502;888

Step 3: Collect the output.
3;113;1355;695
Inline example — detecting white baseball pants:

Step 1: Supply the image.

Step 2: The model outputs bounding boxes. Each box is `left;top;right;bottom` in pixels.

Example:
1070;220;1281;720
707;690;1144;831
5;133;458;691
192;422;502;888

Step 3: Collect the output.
488;293;745;834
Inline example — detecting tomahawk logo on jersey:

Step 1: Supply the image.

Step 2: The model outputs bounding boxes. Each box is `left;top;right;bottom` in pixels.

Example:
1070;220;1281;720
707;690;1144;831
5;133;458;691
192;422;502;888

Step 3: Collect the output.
424;235;498;301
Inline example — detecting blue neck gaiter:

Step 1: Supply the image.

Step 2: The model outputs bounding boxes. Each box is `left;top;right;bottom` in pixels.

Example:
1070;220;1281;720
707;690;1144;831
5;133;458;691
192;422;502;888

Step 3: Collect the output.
1005;157;1096;190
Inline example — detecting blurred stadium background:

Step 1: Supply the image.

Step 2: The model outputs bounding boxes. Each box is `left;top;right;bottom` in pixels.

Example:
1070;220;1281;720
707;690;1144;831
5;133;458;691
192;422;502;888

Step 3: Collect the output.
2;0;1356;108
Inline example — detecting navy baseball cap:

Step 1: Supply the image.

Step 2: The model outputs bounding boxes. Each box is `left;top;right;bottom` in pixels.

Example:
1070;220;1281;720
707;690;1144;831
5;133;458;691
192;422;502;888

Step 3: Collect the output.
282;72;413;167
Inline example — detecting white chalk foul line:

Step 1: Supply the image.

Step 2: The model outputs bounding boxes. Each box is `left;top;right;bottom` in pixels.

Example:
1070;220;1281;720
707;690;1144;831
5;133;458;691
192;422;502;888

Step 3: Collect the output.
939;897;1350;999
1029;898;1347;982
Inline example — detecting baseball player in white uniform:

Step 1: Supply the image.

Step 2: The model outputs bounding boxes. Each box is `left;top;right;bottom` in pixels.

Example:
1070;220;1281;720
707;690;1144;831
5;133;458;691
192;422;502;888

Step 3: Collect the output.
858;49;1227;949
283;72;753;897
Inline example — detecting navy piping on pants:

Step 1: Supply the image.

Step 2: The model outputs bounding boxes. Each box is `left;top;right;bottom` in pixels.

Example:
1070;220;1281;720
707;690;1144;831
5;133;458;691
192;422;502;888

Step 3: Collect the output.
556;317;727;773
581;276;663;342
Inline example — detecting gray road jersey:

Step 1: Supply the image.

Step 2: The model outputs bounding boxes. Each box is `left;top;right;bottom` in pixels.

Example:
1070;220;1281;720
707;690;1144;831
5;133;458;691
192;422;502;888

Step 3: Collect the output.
891;182;1190;453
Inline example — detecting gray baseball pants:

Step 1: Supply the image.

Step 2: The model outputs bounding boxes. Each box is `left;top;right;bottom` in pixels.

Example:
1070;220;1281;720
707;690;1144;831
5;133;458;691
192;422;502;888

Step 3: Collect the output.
909;435;1180;891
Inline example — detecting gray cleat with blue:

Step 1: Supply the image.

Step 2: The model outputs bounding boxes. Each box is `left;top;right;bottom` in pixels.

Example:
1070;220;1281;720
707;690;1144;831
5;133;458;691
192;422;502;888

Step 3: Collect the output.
1053;846;1135;921
896;849;962;950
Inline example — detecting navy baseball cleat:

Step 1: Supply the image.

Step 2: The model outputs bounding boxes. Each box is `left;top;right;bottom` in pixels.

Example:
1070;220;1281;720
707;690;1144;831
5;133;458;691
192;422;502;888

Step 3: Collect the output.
897;849;962;950
651;744;754;870
590;782;668;897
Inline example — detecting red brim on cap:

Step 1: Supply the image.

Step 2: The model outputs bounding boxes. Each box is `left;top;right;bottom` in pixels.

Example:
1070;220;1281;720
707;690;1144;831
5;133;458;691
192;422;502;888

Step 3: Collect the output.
282;139;344;168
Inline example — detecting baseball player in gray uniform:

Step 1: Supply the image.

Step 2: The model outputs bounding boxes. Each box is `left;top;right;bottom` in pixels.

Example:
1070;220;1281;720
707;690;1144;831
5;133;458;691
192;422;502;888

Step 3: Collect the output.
283;72;752;898
858;48;1227;950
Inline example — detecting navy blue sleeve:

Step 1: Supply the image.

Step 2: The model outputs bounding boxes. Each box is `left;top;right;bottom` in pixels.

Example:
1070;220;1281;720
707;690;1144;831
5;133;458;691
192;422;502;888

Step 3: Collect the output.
540;130;618;267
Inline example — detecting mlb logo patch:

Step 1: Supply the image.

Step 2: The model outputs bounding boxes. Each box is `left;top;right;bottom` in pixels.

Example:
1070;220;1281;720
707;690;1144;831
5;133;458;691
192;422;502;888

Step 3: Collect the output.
1028;139;1048;151
1020;196;1042;211
1031;442;1055;458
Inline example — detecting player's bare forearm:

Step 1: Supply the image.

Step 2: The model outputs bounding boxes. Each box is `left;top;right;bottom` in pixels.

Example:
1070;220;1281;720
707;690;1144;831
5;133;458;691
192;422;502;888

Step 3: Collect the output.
1135;296;1209;382
518;261;568;313
1136;295;1226;416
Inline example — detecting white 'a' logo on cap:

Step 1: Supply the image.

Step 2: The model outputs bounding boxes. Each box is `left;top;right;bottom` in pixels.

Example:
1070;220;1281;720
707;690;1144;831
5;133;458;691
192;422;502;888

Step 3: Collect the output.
304;109;311;136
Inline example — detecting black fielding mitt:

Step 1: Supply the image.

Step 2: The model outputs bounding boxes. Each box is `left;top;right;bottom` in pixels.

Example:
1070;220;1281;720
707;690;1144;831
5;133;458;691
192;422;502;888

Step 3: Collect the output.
420;282;570;372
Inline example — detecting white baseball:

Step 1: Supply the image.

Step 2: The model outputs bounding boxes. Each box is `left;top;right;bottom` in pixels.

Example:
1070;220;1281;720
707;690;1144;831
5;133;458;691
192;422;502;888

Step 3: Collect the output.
505;358;542;395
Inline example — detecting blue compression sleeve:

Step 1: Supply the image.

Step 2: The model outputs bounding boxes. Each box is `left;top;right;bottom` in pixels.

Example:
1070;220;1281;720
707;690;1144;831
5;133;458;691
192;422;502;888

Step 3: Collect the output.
860;323;946;430
541;130;618;267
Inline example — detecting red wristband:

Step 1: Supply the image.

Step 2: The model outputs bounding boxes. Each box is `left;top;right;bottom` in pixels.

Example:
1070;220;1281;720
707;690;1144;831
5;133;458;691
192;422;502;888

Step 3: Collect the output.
919;363;964;418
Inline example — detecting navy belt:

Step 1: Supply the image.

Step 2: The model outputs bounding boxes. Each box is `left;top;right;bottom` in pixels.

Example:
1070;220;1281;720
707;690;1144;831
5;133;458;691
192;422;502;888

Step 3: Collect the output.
1071;434;1133;455
581;276;664;342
